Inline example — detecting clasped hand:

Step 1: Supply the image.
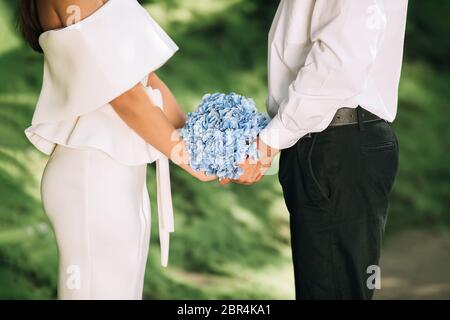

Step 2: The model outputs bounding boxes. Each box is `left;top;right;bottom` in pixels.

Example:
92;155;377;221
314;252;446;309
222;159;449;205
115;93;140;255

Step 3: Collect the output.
174;135;278;185
220;137;278;186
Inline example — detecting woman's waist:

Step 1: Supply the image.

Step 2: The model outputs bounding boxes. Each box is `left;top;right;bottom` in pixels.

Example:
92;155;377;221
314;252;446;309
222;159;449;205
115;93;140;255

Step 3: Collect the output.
48;144;148;182
26;104;163;166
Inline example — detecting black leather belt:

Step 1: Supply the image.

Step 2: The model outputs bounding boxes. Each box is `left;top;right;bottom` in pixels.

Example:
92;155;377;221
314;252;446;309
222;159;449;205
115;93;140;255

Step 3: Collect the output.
329;106;381;127
303;106;384;138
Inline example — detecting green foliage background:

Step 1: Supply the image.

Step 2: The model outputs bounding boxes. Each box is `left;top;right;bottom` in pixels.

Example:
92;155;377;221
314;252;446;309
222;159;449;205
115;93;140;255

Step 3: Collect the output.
0;0;449;299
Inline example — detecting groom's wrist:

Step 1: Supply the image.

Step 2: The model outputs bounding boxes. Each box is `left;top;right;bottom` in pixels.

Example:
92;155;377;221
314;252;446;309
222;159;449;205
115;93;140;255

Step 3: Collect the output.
259;116;303;150
257;137;277;167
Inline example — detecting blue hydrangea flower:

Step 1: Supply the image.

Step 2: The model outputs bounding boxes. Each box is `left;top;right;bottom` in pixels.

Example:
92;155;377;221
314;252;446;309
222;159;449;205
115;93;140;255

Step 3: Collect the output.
180;92;270;180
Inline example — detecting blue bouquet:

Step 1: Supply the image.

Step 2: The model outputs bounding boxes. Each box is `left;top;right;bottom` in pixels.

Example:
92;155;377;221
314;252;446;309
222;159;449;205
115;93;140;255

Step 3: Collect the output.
180;93;269;180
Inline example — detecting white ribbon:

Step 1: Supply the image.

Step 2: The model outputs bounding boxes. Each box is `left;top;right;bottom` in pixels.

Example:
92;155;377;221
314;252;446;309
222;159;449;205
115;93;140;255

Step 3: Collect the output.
144;86;175;267
156;155;174;267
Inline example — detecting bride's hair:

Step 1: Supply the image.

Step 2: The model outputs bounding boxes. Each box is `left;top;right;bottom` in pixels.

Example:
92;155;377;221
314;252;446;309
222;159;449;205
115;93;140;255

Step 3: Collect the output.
18;0;43;53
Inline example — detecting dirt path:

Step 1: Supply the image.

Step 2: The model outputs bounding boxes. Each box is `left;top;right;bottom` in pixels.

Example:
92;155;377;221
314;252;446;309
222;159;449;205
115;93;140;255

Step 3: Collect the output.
375;230;450;299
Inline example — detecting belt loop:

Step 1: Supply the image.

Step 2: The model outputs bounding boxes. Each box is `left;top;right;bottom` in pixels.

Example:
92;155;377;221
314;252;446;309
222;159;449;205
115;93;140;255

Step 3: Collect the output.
357;106;365;131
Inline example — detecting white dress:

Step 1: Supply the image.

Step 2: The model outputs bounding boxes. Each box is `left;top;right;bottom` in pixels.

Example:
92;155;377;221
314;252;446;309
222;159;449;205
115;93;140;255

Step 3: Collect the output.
24;0;178;299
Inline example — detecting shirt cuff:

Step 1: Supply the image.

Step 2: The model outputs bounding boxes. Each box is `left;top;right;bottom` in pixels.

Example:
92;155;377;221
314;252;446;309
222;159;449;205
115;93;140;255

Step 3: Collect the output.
259;115;308;150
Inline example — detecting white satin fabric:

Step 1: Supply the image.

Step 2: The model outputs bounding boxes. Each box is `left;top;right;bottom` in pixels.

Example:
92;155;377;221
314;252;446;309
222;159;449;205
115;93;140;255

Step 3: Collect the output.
42;144;151;299
24;0;177;269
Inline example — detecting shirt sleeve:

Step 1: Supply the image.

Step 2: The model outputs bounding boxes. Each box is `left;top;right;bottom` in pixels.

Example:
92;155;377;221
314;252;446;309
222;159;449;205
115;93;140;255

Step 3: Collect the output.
259;0;387;150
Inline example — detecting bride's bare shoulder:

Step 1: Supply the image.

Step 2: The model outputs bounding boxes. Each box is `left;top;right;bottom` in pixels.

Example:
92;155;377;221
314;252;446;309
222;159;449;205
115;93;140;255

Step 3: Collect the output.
38;0;108;31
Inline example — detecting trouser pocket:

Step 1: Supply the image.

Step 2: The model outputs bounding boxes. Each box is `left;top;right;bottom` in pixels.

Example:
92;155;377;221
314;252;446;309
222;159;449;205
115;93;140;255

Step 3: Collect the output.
360;123;399;202
297;135;334;210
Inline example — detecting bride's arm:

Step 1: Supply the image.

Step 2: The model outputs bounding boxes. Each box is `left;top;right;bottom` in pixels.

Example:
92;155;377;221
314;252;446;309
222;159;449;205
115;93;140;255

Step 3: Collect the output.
111;84;215;182
147;72;186;129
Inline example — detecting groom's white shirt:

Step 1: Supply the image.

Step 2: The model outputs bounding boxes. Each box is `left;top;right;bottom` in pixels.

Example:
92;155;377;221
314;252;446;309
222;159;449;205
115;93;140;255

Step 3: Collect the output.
259;0;409;150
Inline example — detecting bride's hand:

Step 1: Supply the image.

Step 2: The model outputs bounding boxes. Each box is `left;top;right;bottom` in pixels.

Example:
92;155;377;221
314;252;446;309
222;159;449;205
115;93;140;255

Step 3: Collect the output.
170;137;217;182
179;162;217;182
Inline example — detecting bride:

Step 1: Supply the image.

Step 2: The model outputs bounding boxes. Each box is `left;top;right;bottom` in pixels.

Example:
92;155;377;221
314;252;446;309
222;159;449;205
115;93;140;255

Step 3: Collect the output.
19;0;215;299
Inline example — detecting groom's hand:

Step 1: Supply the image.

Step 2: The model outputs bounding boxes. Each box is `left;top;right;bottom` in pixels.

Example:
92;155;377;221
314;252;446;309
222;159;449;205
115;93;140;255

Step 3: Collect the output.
220;137;278;186
235;157;266;185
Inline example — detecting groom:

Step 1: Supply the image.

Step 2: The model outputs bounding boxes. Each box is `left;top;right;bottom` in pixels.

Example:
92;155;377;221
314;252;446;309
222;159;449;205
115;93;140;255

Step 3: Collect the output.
223;0;409;299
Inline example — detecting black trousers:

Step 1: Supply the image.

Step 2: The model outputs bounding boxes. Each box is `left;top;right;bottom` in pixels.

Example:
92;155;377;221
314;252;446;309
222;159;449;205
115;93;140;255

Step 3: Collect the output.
279;117;399;300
